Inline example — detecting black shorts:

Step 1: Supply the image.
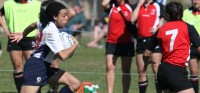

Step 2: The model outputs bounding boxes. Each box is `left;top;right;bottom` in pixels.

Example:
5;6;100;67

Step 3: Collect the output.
190;45;200;59
106;42;135;57
7;37;35;52
136;37;161;54
157;62;192;92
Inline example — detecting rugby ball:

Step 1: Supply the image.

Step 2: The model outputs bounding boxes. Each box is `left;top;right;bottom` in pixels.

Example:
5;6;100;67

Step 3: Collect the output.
59;32;74;49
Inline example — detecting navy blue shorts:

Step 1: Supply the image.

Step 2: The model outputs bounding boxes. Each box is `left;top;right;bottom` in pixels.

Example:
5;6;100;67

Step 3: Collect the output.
23;57;57;86
157;62;192;92
7;37;35;52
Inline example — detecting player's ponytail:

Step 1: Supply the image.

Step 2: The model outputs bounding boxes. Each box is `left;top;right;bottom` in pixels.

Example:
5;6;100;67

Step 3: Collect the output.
39;10;48;29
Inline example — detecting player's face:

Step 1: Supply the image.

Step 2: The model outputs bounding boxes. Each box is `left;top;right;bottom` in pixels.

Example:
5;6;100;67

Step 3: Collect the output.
192;0;200;10
54;9;68;28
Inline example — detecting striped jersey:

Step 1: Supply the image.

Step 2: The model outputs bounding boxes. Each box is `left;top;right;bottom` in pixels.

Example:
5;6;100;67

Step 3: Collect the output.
137;2;164;37
106;3;133;43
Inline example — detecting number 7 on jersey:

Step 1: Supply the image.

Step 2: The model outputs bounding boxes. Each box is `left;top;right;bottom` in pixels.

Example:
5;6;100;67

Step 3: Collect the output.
166;29;178;51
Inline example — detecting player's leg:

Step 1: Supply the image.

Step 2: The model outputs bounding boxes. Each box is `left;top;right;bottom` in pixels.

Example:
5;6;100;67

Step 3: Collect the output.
151;52;162;93
136;38;148;93
189;58;199;93
10;50;24;92
121;56;132;93
47;59;59;93
106;54;118;93
177;88;194;93
136;54;148;93
105;42;118;93
189;45;199;93
118;42;134;93
47;70;81;93
23;50;33;60
8;38;30;92
59;72;81;93
21;86;40;93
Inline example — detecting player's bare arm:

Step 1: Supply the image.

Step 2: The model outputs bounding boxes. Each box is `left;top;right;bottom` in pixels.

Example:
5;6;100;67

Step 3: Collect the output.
102;0;111;10
10;22;37;43
0;14;10;36
130;0;145;23
57;36;79;61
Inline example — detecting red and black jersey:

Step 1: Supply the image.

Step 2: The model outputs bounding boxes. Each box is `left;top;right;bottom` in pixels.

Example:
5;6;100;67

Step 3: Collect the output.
147;21;200;67
137;2;164;37
105;3;133;43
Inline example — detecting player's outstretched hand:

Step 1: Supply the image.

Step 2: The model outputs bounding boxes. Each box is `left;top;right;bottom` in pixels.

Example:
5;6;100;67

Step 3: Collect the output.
143;55;155;72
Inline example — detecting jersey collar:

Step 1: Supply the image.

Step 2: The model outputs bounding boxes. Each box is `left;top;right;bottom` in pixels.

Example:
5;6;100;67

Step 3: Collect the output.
189;6;200;15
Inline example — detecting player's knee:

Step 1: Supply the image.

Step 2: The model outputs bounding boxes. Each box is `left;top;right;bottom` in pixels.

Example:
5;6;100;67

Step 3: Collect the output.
152;68;158;74
14;65;23;71
138;69;146;74
73;80;81;91
106;65;115;72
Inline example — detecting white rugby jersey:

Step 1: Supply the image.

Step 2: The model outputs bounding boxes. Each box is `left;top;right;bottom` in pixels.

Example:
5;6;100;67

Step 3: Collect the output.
32;22;65;63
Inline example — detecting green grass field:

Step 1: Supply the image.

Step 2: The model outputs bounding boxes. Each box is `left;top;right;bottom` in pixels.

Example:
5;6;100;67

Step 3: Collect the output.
0;33;157;93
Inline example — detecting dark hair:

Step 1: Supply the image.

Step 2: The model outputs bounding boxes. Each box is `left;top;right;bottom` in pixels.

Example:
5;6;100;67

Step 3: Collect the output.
165;2;183;21
14;0;27;3
41;0;55;12
39;1;66;29
111;0;130;6
125;0;130;3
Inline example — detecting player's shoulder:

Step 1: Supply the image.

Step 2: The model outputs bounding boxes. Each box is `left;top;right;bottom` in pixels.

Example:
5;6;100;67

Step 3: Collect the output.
185;22;196;32
43;22;59;33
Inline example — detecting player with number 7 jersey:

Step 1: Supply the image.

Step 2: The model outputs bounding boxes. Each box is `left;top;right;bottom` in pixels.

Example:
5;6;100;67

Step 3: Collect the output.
147;20;200;67
144;2;200;93
156;21;192;67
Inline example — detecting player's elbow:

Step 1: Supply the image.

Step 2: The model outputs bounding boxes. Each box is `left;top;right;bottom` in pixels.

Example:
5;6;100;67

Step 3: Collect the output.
59;55;69;61
30;22;37;28
57;52;70;61
101;1;106;7
59;56;65;61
